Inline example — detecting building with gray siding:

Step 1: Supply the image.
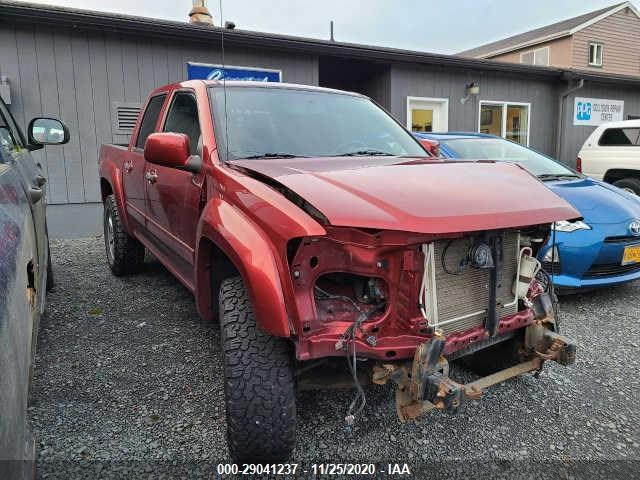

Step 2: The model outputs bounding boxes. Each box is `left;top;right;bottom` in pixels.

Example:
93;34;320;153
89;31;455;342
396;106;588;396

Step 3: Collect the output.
1;0;639;235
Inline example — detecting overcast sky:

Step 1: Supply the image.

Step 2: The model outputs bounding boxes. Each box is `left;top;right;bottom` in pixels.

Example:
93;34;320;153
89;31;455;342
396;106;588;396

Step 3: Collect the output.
14;0;639;54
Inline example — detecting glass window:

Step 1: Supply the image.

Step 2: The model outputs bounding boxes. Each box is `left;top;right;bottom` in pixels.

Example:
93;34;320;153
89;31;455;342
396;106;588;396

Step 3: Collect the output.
0;101;24;152
0;116;16;151
135;94;166;149
521;48;549;66
588;43;603;67
480;102;529;146
210;86;427;160
534;47;549;66
411;108;433;132
163;92;201;154
599;128;640;146
440;138;576;177
506;105;529;145
480;104;503;136
520;51;534;65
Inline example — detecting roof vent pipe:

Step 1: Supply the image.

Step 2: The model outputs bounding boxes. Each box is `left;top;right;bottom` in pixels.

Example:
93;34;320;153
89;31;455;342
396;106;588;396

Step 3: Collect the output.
189;0;213;26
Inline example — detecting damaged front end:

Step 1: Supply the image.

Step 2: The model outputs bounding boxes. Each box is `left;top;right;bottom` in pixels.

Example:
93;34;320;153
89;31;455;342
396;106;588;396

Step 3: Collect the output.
373;298;576;421
288;225;576;421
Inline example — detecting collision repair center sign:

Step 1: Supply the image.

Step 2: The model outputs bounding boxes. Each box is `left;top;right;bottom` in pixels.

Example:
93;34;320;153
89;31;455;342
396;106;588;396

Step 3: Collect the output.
187;62;282;82
573;97;624;126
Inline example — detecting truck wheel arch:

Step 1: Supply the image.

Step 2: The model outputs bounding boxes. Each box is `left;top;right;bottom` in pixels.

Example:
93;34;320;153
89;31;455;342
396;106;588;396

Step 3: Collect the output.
603;168;640;184
195;201;292;337
99;169;131;234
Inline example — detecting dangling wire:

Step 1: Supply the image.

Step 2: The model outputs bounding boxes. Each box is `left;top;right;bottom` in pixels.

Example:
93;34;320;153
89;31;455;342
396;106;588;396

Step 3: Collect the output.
340;303;386;430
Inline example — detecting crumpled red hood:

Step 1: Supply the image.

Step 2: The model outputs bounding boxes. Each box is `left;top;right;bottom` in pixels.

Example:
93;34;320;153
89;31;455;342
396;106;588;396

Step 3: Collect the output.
232;157;580;234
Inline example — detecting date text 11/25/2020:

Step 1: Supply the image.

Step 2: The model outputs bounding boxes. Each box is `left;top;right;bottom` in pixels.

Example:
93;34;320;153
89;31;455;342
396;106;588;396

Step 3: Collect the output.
215;463;412;476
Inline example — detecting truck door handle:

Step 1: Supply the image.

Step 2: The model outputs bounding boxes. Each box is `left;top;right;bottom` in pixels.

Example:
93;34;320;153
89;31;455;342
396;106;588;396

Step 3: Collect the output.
34;174;47;187
28;186;43;203
145;170;158;184
123;160;134;173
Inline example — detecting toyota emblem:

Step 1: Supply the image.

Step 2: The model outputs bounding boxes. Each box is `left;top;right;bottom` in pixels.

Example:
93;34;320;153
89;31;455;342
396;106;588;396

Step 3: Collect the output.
630;220;640;236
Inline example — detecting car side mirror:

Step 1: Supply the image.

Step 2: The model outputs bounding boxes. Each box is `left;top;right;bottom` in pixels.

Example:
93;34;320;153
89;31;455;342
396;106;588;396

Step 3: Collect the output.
27;117;70;149
144;132;202;174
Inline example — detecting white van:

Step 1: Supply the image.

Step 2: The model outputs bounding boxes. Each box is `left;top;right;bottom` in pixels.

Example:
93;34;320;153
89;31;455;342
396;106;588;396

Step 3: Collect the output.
577;120;640;195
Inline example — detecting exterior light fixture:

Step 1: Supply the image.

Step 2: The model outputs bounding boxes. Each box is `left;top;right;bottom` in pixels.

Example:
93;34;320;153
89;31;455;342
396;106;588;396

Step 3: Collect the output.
460;82;479;104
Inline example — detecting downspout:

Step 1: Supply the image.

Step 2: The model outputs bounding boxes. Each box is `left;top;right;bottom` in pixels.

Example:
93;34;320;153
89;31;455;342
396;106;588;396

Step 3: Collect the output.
555;77;584;161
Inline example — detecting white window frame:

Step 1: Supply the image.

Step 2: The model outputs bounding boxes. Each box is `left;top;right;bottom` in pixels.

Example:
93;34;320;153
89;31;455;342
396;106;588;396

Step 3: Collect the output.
406;96;450;132
588;42;603;67
478;100;532;146
519;46;550;66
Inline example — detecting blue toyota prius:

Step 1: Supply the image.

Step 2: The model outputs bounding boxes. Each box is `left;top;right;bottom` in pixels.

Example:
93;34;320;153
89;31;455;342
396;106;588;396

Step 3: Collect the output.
414;132;640;291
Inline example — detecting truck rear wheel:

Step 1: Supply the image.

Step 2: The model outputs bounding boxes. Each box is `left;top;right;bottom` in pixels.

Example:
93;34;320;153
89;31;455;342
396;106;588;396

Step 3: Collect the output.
103;194;145;276
613;178;640;196
218;276;296;463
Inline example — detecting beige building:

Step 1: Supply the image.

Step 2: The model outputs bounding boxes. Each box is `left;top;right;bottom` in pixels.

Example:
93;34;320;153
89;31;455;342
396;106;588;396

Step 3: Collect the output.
458;2;640;77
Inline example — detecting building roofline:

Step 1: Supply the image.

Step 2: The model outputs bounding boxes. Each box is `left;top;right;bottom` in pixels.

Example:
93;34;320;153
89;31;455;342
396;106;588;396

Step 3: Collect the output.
463;32;573;59
1;0;640;86
458;1;639;59
568;1;639;34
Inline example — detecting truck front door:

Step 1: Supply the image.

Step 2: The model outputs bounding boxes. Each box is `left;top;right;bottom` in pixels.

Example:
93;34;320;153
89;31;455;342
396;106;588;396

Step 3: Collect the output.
0;99;47;298
144;90;203;274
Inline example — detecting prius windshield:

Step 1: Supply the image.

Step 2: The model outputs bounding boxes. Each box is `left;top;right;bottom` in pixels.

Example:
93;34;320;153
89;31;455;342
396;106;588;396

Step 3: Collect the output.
210;86;426;161
440;137;580;179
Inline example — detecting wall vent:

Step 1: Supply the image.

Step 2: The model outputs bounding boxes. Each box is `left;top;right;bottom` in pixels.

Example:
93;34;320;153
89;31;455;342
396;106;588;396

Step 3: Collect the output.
112;102;142;134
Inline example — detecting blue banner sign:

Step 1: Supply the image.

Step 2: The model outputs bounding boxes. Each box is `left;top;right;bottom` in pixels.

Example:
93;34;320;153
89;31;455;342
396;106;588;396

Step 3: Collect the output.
187;62;282;82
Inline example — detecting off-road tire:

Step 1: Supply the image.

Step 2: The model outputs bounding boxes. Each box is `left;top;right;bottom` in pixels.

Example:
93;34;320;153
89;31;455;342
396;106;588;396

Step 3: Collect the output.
103;194;145;276
459;335;526;376
613;177;640;196
219;276;296;463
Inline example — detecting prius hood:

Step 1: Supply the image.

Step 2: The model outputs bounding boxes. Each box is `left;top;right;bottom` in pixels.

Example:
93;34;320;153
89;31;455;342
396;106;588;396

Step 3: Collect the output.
547;177;640;224
232;157;580;234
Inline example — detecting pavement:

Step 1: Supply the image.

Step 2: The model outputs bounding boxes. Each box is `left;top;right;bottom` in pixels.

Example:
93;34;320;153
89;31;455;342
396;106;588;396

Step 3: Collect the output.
29;237;640;479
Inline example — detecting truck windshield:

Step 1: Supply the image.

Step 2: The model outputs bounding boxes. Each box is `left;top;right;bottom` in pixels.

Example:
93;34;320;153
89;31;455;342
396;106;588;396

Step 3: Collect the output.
209;86;427;161
440;138;579;179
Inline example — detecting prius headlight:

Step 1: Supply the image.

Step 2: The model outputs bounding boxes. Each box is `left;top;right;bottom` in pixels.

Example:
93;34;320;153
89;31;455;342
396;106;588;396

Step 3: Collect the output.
552;220;591;233
542;245;560;263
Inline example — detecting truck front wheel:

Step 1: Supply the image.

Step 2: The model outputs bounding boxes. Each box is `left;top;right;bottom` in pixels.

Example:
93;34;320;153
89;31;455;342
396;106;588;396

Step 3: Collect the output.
218;276;296;463
103;194;145;276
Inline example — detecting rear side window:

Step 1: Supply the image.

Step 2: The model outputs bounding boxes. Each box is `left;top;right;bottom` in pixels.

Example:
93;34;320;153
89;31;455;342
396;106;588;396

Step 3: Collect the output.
135;94;166;149
598;128;640;146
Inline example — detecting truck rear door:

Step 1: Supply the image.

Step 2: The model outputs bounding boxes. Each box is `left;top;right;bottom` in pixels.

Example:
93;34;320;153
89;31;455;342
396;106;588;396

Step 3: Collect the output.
123;94;167;229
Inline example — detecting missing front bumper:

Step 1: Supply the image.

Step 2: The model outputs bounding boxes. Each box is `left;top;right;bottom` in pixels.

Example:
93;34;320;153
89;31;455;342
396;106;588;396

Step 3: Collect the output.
373;311;576;421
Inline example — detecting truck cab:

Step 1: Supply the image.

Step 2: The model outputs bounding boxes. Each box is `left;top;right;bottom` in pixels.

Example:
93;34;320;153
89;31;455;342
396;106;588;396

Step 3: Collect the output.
578;119;640;195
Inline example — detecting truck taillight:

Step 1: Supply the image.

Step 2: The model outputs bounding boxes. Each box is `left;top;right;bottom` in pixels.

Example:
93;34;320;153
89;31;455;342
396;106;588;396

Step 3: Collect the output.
576;157;582;173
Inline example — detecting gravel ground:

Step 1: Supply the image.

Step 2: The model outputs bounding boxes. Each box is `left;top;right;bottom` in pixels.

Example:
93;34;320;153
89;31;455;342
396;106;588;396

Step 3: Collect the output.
30;237;639;479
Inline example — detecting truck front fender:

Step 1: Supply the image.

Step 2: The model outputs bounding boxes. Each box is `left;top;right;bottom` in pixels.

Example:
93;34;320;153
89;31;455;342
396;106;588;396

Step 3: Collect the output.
195;199;291;337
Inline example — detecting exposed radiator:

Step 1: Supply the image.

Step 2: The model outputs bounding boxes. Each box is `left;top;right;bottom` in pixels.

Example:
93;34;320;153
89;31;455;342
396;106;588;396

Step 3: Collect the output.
422;232;519;335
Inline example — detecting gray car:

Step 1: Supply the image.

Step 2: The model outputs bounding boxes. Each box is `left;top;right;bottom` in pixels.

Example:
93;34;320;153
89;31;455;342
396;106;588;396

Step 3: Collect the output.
0;98;68;479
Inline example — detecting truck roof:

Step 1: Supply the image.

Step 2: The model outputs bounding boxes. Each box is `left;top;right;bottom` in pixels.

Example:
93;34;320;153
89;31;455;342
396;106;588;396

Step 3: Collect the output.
152;80;366;98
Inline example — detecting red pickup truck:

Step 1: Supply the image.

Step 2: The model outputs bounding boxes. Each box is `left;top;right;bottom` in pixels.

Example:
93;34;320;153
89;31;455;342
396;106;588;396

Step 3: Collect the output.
99;80;579;462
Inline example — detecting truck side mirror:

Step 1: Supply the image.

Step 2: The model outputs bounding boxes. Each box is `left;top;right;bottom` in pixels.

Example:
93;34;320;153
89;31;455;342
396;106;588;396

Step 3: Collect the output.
27;117;70;149
144;132;201;174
